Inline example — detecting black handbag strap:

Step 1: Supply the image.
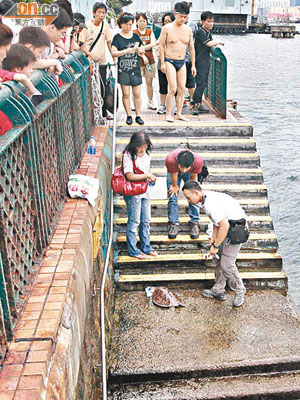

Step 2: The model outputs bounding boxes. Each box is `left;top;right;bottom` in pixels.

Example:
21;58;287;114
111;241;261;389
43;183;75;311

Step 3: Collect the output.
89;21;104;52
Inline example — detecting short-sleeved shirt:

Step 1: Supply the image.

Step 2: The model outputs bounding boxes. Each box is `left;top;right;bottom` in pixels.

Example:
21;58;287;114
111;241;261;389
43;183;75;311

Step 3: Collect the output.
202;191;247;226
40;42;55;59
195;26;213;66
133;28;155;66
0;111;13;135
123;151;151;199
112;33;142;75
1;19;21;44
0;69;16;82
165;148;204;174
79;19;112;64
0;63;14;135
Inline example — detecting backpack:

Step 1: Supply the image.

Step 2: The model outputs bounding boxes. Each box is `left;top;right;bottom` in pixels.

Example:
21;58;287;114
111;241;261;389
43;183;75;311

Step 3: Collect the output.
197;162;209;184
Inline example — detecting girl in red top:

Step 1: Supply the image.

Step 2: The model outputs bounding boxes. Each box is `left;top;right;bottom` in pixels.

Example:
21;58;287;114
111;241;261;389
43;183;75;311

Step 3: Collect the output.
134;13;158;111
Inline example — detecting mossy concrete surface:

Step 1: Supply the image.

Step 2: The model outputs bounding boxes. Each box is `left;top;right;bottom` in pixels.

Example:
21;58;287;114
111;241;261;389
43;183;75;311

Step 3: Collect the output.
109;289;300;398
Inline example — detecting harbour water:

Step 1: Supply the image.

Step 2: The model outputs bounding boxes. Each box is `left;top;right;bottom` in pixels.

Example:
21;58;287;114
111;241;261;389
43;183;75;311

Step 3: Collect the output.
217;33;300;307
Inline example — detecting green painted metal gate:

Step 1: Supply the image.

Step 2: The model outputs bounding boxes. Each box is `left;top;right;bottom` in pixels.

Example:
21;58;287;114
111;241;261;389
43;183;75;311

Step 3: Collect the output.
206;46;227;119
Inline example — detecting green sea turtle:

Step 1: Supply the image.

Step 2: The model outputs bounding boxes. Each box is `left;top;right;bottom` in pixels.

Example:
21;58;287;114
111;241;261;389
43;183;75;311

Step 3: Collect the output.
145;286;185;308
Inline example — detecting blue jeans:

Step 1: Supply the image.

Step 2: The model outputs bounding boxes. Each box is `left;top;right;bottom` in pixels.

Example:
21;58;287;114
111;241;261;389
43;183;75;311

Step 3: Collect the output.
124;196;152;257
167;172;200;224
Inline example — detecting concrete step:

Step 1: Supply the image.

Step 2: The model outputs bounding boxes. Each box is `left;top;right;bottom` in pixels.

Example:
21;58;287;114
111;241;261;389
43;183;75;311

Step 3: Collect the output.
116;123;253;137
108;290;299;397
115;252;283;275
108;370;300;399
117;151;261;167
115;183;267;200
115;215;274;232
115;271;287;291
115;166;264;183
115;198;270;215
116;137;257;152
115;232;278;253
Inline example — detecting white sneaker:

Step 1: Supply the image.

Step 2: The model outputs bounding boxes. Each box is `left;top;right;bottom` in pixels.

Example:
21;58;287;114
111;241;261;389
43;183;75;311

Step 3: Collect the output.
157;105;166;114
147;100;157;110
233;290;246;307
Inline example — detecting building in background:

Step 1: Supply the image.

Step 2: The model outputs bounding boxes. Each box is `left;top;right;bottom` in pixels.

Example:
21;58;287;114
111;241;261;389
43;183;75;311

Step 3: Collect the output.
256;0;291;17
126;0;172;14
190;0;253;32
70;0;93;20
126;0;253;32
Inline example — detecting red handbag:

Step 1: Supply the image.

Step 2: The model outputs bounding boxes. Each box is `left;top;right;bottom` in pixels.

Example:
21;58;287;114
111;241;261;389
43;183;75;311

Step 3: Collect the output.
111;153;148;196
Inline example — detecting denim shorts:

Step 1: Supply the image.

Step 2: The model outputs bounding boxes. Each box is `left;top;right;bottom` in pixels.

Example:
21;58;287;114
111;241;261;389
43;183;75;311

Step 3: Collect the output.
118;71;142;86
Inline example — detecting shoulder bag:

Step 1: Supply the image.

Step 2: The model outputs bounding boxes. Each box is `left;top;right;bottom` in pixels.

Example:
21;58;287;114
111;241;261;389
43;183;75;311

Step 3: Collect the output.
111;153;148;196
227;218;249;245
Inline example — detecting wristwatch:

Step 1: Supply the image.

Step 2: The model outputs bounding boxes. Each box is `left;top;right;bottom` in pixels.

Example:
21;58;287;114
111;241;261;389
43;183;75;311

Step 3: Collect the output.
212;242;220;249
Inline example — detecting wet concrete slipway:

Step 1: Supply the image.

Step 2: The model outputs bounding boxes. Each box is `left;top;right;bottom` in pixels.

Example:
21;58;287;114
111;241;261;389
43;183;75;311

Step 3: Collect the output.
107;103;300;399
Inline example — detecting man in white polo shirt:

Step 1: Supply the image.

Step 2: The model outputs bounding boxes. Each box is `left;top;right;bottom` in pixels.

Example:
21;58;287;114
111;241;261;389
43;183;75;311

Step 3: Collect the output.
182;180;247;307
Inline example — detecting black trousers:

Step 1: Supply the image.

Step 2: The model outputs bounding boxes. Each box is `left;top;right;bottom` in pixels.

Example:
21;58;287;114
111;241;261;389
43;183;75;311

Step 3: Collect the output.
193;64;210;104
99;65;107;117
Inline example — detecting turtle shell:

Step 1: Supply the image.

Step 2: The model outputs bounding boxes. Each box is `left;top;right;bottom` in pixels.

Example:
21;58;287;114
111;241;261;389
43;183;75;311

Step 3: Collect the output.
151;287;184;308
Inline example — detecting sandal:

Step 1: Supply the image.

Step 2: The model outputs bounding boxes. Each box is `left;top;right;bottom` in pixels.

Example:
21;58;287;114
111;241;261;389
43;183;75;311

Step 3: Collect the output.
149;250;158;256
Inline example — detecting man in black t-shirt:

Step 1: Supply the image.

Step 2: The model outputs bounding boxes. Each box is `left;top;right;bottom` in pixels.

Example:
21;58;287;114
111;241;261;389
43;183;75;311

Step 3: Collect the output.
192;11;224;115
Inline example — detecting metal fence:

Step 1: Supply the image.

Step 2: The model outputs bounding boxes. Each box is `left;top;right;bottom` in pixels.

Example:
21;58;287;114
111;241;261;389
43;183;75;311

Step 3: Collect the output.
0;51;94;349
206;46;227;119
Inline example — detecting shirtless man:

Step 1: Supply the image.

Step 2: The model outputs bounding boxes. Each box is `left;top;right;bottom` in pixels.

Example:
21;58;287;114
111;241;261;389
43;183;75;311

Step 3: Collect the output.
159;1;196;122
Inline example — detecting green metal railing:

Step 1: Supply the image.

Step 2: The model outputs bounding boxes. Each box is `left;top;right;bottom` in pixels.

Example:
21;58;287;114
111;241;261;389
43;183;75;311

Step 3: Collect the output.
0;51;94;350
206;46;227;119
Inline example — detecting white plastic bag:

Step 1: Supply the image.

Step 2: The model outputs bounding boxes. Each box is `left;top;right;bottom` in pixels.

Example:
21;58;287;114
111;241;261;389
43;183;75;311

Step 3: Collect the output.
67;175;99;207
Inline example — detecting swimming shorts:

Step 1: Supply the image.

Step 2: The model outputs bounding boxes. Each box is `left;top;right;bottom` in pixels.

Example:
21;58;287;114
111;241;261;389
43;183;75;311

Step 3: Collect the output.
165;58;185;71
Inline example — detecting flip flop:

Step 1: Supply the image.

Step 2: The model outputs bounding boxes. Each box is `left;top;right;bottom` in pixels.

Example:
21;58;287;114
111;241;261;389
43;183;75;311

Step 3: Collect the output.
149;250;158;256
176;115;189;121
166;115;174;123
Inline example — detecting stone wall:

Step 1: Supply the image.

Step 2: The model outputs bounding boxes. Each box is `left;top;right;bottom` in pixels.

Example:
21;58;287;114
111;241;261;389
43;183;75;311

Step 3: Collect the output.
0;126;113;400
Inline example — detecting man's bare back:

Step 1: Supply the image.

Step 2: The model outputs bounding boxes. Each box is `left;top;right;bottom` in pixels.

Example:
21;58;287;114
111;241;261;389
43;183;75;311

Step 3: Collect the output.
160;22;192;60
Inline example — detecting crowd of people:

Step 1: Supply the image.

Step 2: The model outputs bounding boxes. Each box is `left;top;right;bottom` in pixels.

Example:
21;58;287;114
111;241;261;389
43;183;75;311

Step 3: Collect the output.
0;0;225;128
100;1;224;124
0;0;77;133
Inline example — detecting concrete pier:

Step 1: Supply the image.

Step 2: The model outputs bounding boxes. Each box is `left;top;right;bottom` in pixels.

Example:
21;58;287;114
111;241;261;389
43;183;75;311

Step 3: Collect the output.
108;101;300;398
271;25;296;38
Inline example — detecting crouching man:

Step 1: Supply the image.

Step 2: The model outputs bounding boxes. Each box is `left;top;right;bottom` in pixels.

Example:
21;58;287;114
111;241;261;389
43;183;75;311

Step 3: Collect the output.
182;180;247;307
166;148;204;239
